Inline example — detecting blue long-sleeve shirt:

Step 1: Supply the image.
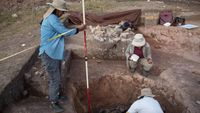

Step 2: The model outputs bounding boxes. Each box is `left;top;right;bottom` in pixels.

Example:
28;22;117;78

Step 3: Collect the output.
39;14;77;60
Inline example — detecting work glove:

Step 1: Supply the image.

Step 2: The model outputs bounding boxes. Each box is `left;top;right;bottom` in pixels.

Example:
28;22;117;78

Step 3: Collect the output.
77;24;86;31
147;58;152;64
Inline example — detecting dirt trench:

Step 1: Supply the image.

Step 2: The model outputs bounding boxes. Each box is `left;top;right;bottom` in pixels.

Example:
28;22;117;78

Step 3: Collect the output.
3;55;189;113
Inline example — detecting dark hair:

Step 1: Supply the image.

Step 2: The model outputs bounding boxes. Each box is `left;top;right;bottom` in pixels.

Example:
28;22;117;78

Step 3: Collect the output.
52;9;56;14
138;96;144;100
40;9;56;25
40;19;43;25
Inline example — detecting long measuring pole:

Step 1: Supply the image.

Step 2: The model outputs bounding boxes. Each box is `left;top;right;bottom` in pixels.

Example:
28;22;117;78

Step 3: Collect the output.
82;0;92;113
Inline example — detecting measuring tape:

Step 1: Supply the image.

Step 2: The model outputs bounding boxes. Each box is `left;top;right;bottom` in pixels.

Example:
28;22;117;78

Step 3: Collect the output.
48;29;74;41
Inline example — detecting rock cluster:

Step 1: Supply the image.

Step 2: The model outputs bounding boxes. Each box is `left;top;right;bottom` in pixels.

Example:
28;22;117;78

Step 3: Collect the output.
89;24;135;43
87;23;136;59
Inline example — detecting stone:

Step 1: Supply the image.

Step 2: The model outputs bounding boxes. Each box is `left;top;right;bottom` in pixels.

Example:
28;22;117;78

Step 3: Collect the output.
21;44;26;47
89;26;95;33
155;45;162;49
108;38;114;43
22;90;28;96
24;73;31;80
196;100;200;105
34;71;39;75
32;66;37;71
113;37;121;42
96;60;102;63
11;13;18;18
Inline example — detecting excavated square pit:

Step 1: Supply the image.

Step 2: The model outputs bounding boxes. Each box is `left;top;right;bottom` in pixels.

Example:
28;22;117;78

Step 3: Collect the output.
69;58;185;113
2;53;188;113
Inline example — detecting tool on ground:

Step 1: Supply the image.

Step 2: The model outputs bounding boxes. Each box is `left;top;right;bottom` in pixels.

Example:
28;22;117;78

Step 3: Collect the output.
179;24;199;29
82;0;92;113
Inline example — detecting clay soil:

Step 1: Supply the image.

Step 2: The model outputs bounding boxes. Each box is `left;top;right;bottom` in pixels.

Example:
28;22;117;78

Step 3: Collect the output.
70;59;185;113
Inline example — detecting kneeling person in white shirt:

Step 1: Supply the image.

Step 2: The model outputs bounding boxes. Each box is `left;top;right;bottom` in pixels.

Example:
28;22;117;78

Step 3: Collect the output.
126;88;164;113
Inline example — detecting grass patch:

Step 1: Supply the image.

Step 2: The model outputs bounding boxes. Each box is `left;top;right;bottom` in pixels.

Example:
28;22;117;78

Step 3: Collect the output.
0;12;19;31
69;0;116;13
85;0;115;12
0;9;44;41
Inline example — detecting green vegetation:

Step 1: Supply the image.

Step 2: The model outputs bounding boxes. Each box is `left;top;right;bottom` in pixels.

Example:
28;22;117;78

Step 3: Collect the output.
0;9;44;41
0;12;19;31
69;0;117;13
85;0;115;12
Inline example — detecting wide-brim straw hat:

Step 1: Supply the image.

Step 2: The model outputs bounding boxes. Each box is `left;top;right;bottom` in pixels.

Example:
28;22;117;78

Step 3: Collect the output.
138;88;155;98
132;33;146;47
43;0;69;19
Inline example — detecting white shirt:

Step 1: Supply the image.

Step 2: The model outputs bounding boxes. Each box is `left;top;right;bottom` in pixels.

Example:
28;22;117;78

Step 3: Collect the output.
127;96;164;113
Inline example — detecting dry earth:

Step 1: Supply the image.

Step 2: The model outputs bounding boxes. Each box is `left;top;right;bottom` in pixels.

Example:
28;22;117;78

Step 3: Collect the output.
0;0;200;113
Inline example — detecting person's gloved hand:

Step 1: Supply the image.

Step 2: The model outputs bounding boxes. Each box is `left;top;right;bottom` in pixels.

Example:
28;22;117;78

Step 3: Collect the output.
147;58;153;64
77;24;86;31
128;55;131;60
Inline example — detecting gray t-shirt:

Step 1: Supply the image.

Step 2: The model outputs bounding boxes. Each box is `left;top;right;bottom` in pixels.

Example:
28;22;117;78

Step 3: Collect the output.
127;97;164;113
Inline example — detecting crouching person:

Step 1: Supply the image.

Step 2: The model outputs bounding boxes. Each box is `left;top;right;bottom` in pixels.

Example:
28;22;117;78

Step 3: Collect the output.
125;33;153;76
126;88;164;113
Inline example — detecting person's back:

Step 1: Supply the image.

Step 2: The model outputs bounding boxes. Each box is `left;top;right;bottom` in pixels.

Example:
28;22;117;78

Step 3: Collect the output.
127;96;164;113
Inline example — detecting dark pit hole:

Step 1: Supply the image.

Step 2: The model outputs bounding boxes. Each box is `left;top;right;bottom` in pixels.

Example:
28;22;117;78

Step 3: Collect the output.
75;75;185;113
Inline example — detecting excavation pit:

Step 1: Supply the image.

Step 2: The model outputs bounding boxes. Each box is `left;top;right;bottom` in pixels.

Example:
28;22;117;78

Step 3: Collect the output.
69;59;185;113
77;80;184;113
3;49;198;113
4;24;200;112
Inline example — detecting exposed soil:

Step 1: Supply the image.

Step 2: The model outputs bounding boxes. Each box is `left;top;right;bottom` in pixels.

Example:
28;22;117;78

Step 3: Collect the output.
139;26;200;63
75;74;184;113
3;58;187;113
1;0;200;113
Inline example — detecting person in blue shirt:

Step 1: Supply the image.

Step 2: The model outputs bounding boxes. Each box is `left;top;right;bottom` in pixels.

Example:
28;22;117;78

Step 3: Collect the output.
39;0;85;112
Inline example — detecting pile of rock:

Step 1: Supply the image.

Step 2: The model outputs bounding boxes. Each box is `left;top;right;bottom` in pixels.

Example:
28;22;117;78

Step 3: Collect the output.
89;24;135;43
86;23;136;59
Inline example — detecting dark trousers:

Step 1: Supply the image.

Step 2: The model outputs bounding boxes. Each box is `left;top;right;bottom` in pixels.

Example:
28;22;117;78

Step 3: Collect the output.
41;53;61;102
